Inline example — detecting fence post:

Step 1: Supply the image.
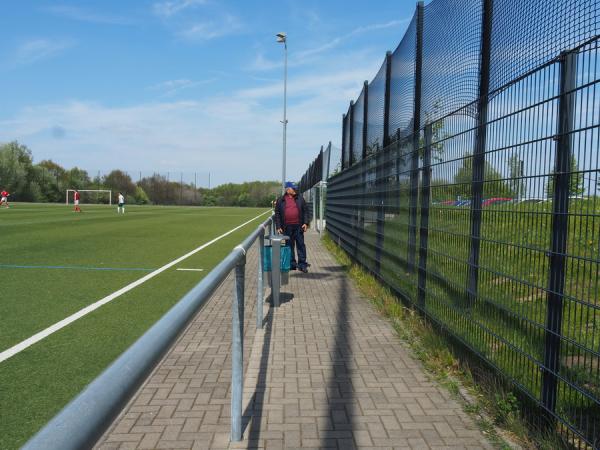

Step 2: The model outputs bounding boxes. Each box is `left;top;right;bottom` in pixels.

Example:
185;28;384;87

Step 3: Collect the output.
325;141;332;179
408;1;424;272
375;51;393;275
541;50;576;423
360;81;369;246
319;181;326;233
383;51;392;148
417;124;432;309
467;0;493;308
395;129;401;214
310;186;319;229
362;81;369;159
257;231;265;329
231;256;245;441
348;101;355;167
342;114;347;170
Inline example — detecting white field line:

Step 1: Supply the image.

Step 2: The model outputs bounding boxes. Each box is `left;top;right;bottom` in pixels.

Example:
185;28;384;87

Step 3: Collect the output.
0;210;270;364
176;268;204;272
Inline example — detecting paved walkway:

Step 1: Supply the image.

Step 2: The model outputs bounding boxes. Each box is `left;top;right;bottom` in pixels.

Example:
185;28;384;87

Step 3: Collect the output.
96;231;493;449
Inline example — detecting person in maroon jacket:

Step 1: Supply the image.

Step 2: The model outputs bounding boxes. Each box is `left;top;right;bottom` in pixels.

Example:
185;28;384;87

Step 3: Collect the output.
274;182;310;273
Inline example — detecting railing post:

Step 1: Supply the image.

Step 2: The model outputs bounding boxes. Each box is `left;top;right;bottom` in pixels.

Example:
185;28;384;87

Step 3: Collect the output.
231;256;245;441
541;50;576;423
375;51;393;274
467;0;493;308
417;124;432;309
408;1;424;272
257;231;265;329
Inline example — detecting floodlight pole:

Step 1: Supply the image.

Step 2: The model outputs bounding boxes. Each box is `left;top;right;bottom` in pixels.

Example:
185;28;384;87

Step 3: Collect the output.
278;33;288;193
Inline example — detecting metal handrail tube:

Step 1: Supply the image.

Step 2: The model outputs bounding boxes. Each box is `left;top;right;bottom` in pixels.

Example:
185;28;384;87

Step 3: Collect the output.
24;215;273;450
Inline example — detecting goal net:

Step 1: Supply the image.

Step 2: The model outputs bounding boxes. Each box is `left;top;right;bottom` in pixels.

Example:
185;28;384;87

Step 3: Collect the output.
66;189;112;205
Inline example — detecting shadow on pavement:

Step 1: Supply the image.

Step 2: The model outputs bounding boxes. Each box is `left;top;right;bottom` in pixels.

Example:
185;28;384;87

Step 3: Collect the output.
265;292;294;305
321;276;356;448
242;306;273;442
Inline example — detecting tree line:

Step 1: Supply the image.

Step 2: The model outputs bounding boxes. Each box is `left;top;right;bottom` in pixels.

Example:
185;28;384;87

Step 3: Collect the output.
0;141;280;207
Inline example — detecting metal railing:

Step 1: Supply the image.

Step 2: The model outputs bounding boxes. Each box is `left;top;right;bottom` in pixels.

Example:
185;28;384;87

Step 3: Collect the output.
24;214;274;449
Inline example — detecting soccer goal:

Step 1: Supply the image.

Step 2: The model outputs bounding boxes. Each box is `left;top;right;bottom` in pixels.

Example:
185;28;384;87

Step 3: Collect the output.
66;189;112;205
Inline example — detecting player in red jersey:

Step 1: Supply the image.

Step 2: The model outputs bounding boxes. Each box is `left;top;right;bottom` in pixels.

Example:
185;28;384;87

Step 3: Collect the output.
1;190;9;208
73;190;82;212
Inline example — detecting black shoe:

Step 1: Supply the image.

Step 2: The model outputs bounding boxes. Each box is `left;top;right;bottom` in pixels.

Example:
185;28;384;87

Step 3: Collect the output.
299;267;308;273
290;266;297;271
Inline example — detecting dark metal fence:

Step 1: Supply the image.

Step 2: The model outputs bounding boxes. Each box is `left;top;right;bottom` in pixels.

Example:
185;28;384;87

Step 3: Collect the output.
324;0;600;447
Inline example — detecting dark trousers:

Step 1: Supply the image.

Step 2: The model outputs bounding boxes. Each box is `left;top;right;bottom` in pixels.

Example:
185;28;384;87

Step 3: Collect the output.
284;224;307;269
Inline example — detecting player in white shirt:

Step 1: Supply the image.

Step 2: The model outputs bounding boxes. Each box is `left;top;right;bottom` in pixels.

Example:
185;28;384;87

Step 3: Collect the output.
117;192;125;214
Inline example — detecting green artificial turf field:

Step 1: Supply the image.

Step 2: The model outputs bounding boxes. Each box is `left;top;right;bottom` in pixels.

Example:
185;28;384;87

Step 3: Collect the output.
0;203;269;449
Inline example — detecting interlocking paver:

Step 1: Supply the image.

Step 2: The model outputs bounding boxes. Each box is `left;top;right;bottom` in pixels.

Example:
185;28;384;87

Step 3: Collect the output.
95;231;494;449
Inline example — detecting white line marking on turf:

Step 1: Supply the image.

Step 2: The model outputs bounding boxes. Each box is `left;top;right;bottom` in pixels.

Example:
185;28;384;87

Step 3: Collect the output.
176;268;204;272
0;210;270;364
0;264;154;272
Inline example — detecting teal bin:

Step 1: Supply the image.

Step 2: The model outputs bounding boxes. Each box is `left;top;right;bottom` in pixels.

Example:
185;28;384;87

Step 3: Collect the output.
263;244;291;272
263;242;291;286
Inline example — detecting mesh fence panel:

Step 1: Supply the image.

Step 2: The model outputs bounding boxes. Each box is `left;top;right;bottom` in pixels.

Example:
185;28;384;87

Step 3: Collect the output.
352;89;365;164
320;1;600;446
490;0;600;91
328;144;342;178
388;14;417;140
343;107;351;169
421;0;482;122
367;58;386;154
327;45;600;450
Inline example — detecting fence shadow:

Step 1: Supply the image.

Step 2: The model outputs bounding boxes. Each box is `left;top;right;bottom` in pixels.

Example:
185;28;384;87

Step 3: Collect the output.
265;292;294;305
320;275;355;448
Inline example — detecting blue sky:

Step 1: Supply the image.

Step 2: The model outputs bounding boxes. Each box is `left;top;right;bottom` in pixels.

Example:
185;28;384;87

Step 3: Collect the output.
0;0;416;186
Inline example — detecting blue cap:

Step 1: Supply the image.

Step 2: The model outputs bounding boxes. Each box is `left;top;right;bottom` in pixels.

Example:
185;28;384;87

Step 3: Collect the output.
285;181;297;190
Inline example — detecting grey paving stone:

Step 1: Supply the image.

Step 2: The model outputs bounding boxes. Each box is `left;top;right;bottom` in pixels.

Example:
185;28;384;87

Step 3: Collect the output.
95;231;492;449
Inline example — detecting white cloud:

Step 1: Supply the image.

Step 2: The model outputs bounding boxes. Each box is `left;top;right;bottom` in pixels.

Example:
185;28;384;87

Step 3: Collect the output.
153;0;207;18
249;18;410;72
178;14;243;41
297;19;408;59
44;5;132;25
149;78;216;96
0;49;381;184
249;53;283;72
239;67;376;101
14;39;74;66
